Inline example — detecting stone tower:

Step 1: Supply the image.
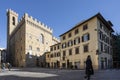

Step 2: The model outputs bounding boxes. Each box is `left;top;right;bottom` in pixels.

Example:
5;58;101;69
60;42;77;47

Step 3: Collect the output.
6;9;18;62
7;9;18;35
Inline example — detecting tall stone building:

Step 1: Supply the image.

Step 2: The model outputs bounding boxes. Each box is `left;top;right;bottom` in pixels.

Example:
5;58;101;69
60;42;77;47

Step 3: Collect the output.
7;9;59;67
48;13;114;69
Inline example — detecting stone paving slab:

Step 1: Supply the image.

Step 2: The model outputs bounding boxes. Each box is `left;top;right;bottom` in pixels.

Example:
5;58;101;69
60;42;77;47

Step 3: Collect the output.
0;68;120;80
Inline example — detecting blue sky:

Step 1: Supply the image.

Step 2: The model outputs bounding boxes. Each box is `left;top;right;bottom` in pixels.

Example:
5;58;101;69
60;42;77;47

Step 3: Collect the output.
0;0;120;48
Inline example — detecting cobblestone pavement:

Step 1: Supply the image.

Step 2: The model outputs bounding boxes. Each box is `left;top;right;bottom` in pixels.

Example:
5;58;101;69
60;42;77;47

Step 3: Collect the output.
0;68;120;80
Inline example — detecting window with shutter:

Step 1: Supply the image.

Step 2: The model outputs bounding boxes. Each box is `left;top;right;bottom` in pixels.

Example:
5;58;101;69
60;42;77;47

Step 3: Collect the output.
82;33;90;42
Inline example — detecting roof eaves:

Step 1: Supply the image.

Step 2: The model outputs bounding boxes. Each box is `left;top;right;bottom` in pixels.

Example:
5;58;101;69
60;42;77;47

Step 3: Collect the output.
59;13;100;37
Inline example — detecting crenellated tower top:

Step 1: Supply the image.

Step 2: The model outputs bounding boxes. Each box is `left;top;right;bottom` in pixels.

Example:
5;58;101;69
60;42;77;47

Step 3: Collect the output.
7;9;18;17
7;9;54;36
53;36;60;43
7;9;19;36
17;12;53;33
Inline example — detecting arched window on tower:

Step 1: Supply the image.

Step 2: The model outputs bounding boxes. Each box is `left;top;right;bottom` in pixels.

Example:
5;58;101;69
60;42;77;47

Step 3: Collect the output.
40;34;44;44
12;17;15;25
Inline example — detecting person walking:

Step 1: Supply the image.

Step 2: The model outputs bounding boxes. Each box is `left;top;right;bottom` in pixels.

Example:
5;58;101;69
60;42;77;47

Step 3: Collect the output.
7;62;12;71
84;55;94;80
1;63;6;72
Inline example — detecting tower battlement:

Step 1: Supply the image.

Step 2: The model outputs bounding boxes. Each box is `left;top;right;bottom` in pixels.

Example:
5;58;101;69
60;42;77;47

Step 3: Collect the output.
7;9;19;35
19;13;53;33
7;9;53;33
7;9;18;17
53;36;60;42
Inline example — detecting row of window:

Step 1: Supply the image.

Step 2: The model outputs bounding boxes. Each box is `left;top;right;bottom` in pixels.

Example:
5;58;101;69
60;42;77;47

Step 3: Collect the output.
50;45;60;51
62;24;88;40
50;44;89;58
50;52;60;58
50;33;90;51
100;42;111;54
29;45;40;52
99;21;111;36
29;34;44;44
99;30;111;45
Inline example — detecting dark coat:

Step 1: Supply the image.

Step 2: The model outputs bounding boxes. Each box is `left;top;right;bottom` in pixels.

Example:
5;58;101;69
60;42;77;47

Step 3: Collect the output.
85;59;94;75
